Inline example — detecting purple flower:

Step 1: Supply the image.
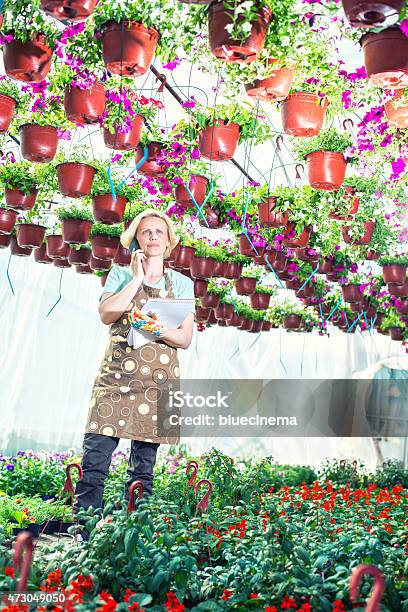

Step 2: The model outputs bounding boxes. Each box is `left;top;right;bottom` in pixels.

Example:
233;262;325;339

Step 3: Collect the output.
391;157;406;176
162;58;182;71
182;97;196;109
5;464;14;471
57;128;71;140
111;153;123;163
400;19;408;37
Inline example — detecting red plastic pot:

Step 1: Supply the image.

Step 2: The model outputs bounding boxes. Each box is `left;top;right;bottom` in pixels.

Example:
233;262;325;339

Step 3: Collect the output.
10;236;32;256
0;94;16;133
41;0;98;21
283;224;311;247
342;283;362;303
68;246;91;266
281;92;329;137
285;279;302;290
258;197;289;227
90;255;111;271
283;314;302;330
103;114;144;150
93;194;128;225
235;277;257;296
198;206;227;228
4;187;38;211
212;261;227;278
46;235;70;259
249;320;263;333
34;243;53;263
135;142;165;176
195;306;211;322
194;279;209;297
172;245;195;269
198;121;240;161
224;262;243;280
306;151;347;191
215;303;234;320
76;264;93;274
91;234;120;259
208;1;272;62
54;258;71;268
201;293;220;309
238;233;257;256
262;320;272;331
239;318;253;331
342;0;402;27
3;35;53;82
113;244;131;266
64;82;106;125
0;233;12;249
174;175;209;208
62;218;93;245
16;223;46;248
361;27;408;88
190;256;217;279
295;248;318;263
20;124;58;163
250;292;271;310
101;20;159;76
271;251;288;272
245;65;295;101
226;312;241;327
384;88;408;127
389;327;404;341
388;281;408;296
57;163;96;198
382;263;407;284
168;242;181;263
395;299;408;315
342;221;375;245
0;209;18;234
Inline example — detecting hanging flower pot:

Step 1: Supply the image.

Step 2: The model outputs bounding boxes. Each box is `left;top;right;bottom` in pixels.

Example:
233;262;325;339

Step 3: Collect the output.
238;233;256;256
101;20;160;76
10;236;32;256
239;318;253;331
329;186;360;220
103;115;145;150
342;283;362;303
224;262;243;280
92;194;128;225
174;245;195;269
235;277;257;295
41;0;98;21
190;256;217;279
64;82;106;125
366;250;381;260
258;196;289;227
194;279;209;297
68;246;91;266
168;242;181;263
16;223;46;248
0;234;12;249
198;120;240;161
389;327;404;341
0;208;18;234
384;88;408;127
34;243;52;263
283;224;311;247
245;64;295;101
3;35;53;82
281;92;329;137
20;124;58;163
91;234;119;259
46;235;70;259
114;244;131;266
195;306;211;322
262;320;272;331
306;151;347;191
0;94;16;133
215;303;234;320
174;175;209;208
57;163;96;198
283;314;302;329
250;292;271;310
212;261;227;277
201;293;220;309
295;247;318;263
226;312;241;326
90;255;111;271
135;142;166;176
250;319;263;333
361;27;408;88
349;302;362;313
271;251;288;272
208;1;272;62
285;278;301;290
198;206;227;228
76;264;93;274
342;221;375;245
62;218;93;245
396;299;408;314
54;258;71;268
388;280;408;296
4;187;38;211
342;0;403;27
382;263;407;284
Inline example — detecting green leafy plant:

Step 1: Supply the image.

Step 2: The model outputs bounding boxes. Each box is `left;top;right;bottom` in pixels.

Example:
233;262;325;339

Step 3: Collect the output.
54;203;94;222
1;0;61;48
90;223;124;239
0;161;37;194
254;284;276;295
102;78;161;135
193;102;272;145
378;255;408;266
240;263;262;279
291;127;355;160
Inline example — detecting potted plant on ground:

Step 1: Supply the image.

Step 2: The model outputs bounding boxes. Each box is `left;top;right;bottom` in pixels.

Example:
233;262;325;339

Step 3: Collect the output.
55;203;94;245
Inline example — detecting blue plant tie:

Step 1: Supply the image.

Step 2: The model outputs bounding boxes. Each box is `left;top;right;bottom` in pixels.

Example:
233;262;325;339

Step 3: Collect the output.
45;269;64;318
296;263;320;295
185;178;215;228
370;313;377;332
326;298;342;322
347;310;364;333
106;146;149;203
362;309;371;335
6;254;15;295
264;254;285;289
318;302;324;330
228;289;239;315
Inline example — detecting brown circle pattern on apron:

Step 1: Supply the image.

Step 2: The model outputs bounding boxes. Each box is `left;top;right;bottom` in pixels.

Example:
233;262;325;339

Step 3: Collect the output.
85;271;181;443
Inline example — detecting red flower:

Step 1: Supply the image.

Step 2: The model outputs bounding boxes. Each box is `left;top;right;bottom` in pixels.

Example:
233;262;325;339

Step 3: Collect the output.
249;593;259;599
5;566;14;578
164;592;185;612
266;607;278;612
281;595;298;609
332;600;346;611
220;589;233;601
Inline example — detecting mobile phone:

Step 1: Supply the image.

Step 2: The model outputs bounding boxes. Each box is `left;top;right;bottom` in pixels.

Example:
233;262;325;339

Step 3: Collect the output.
130;237;141;252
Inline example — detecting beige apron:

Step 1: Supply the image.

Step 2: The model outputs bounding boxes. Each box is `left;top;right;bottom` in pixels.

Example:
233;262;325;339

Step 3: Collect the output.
85;270;180;444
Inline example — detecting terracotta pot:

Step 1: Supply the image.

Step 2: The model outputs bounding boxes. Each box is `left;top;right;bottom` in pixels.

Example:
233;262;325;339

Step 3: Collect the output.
342;221;375;245
249;319;263;333
173;245;195;269
224;262;243;280
239;318;253;331
190;256;216;279
194;279;209;297
174;175;209;208
93;194;128;225
113;244;131;266
64;82;106;125
342;0;402;27
91;234;119;259
198;206;227;228
90;255;111;271
53;258;71;268
62;218;93;245
342;283;362;303
68;246;91;266
212;261;227;278
0;233;12;249
382;263;407;284
388;280;408;296
281;92;329;137
135;142;165;176
16;223;46;248
103;114;144;151
285;279;301;290
306;151;347;191
283;224;311;247
101;20;159;76
0;94;16;133
262;320;272;331
3;35;53;82
10;235;32;256
395;299;408;315
168;242;181;263
250;292;271;310
384;89;408;127
258;196;289;227
0;209;18;234
226;312;241;327
198;120;240;161
295;248;318;263
366;250;381;261
20;124;58;163
46;235;70;259
34;243;53;263
208;1;272;62
57;163;96;198
238;233;256;256
271;251;288;272
195;306;211;322
245;65;295;101
236;277;257;295
361;27;408;88
349;302;362;313
76;264;93;274
215;303;234;320
4;187;38;211
201;293;220;309
41;0;98;21
389;327;404;341
283;314;302;329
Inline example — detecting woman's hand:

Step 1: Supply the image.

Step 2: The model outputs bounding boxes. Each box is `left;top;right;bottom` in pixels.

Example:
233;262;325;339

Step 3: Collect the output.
130;248;146;282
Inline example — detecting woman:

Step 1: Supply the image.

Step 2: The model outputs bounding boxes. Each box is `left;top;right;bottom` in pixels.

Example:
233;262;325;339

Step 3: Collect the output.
74;209;195;533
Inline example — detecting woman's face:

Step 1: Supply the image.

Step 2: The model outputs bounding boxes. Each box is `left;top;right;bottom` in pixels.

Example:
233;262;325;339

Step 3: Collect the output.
136;216;170;257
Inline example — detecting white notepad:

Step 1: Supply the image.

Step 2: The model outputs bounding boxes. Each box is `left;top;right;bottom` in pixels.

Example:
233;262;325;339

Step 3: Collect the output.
127;298;195;349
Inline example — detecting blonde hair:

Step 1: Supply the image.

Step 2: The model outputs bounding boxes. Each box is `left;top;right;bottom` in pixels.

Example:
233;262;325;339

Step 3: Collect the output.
120;209;179;259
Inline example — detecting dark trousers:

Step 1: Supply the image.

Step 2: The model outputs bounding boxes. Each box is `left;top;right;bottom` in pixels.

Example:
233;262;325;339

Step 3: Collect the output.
73;433;160;515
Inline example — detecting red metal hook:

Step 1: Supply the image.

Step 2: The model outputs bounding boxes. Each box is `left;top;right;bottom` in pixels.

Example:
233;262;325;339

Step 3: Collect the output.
194;479;213;514
350;564;385;612
127;480;144;513
343;118;354;131
13;532;34;592
340;459;347;469
275;135;284;152
63;463;83;498
155;73;167;94
186;461;199;486
295;163;304;179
